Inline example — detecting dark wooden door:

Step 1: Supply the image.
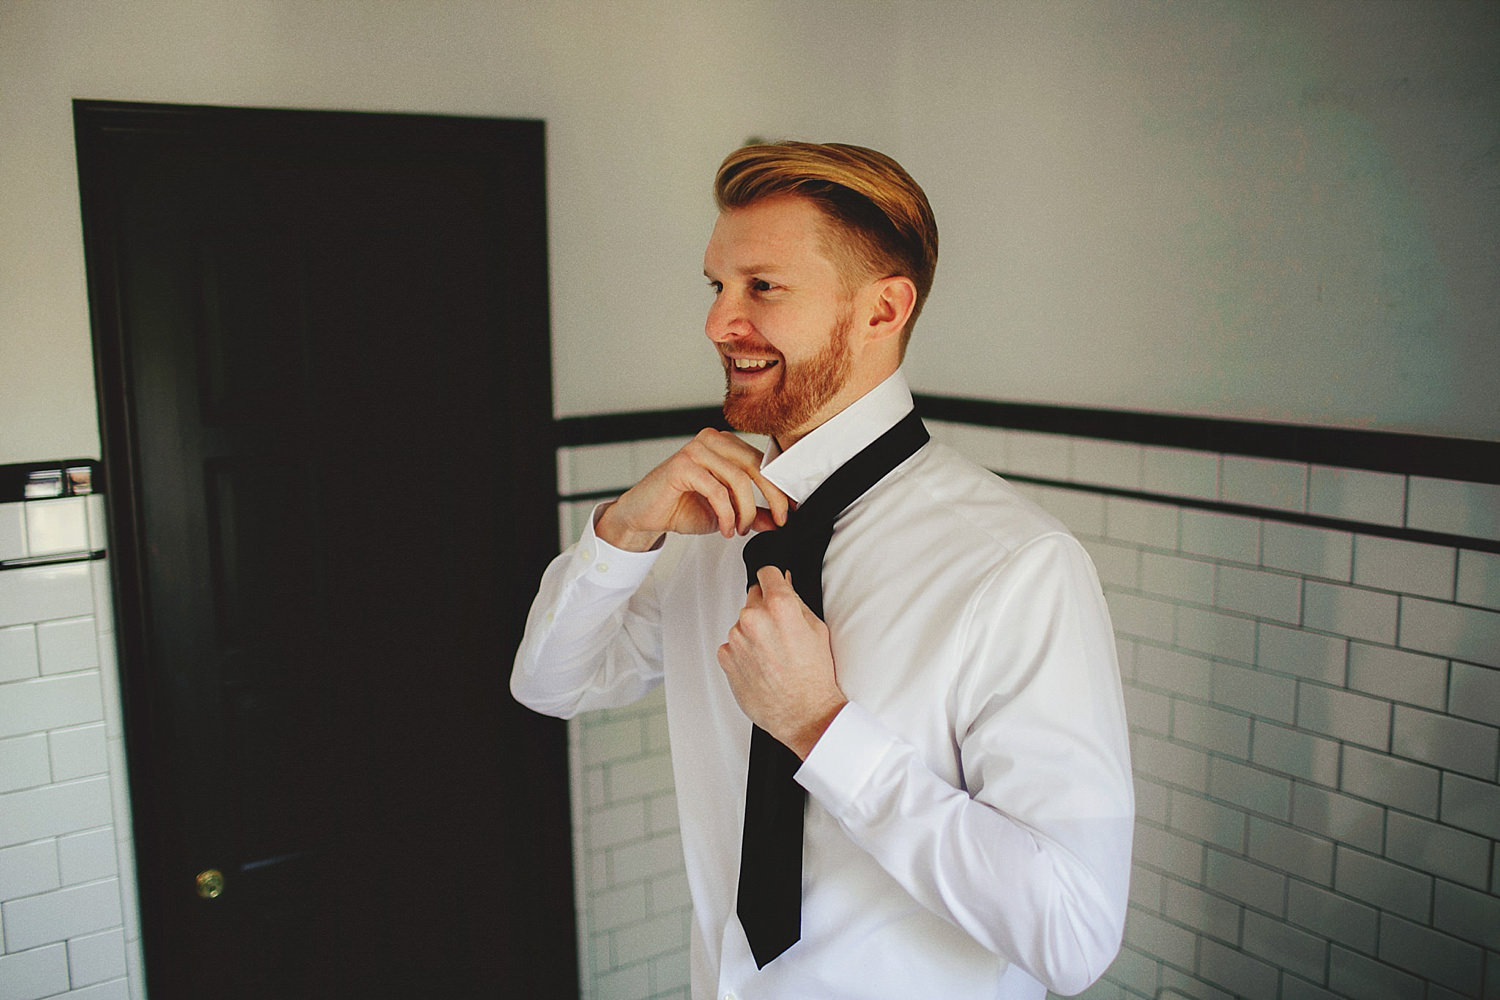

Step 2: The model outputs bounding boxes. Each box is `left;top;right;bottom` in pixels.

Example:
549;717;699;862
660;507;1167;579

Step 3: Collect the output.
76;101;576;999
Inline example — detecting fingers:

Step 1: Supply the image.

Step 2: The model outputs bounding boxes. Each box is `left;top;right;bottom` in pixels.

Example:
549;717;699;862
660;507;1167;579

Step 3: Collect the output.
690;429;791;530
748;506;781;534
757;474;792;528
750;567;812;622
690;432;757;536
720;567;841;757
604;427;792;544
681;430;782;537
756;564;791;594
757;569;827;630
672;455;752;538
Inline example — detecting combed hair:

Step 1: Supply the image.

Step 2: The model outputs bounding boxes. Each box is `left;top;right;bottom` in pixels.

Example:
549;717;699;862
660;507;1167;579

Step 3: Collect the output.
714;141;938;351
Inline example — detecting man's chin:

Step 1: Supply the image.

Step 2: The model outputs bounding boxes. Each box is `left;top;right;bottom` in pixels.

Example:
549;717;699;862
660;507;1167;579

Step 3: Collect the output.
721;388;789;438
721;395;771;436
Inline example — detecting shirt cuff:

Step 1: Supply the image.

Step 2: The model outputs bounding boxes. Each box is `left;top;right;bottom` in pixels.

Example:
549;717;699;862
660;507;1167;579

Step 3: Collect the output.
796;701;899;818
574;501;661;590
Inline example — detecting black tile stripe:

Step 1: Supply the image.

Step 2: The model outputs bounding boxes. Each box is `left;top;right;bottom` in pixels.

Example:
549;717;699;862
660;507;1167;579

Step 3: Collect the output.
998;472;1500;557
912;395;1500;486
552;397;1499;486
550;398;1499;552
0;550;108;571
0;460;104;503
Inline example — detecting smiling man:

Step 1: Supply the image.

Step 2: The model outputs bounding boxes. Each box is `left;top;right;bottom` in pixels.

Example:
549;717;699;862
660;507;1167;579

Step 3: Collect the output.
512;142;1134;1000
708;195;867;446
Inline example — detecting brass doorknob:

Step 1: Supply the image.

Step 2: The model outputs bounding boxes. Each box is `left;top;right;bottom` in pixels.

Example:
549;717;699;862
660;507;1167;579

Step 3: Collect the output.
195;868;225;899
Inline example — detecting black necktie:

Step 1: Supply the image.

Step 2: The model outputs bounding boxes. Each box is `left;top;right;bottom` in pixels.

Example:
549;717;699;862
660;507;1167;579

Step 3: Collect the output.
736;408;929;968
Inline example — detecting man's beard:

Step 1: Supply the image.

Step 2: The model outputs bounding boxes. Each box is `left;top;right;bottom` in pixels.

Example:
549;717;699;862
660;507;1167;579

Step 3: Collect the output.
721;308;854;441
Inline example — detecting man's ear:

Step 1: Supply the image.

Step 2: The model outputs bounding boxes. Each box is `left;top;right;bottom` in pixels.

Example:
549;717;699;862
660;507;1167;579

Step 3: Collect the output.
860;276;917;346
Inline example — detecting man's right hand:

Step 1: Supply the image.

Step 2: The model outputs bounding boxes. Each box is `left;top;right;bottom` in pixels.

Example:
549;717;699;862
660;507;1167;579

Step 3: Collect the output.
595;428;792;552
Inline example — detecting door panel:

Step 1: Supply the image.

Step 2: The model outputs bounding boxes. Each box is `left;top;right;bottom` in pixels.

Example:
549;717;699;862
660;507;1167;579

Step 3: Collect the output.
77;101;575;999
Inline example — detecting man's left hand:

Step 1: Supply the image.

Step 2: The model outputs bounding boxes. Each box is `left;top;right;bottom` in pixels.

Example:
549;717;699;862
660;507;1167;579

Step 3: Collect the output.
717;565;848;760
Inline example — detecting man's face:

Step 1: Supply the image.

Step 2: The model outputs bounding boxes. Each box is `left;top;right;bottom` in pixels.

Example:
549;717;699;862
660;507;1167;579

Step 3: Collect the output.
702;195;862;446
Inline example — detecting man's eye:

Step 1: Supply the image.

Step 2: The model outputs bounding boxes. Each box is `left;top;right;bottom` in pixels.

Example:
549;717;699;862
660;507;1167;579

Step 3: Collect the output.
707;280;723;294
752;279;774;292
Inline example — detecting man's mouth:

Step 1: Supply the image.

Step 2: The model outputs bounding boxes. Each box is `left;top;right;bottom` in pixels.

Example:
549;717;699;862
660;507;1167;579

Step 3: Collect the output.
730;358;779;372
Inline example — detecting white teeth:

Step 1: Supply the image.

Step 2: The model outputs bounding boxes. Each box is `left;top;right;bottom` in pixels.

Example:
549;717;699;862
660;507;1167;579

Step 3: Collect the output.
732;358;776;370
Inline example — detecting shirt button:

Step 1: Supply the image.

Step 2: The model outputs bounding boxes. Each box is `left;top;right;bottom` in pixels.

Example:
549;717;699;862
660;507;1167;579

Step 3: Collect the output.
723;993;737;1000
596;562;609;573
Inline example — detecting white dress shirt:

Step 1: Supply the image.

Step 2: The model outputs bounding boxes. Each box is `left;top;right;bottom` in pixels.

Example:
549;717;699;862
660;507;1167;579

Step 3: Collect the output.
512;371;1134;1000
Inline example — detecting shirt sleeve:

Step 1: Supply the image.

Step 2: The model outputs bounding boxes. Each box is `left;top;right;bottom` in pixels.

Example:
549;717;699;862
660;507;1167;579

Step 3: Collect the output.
510;504;669;719
796;533;1134;996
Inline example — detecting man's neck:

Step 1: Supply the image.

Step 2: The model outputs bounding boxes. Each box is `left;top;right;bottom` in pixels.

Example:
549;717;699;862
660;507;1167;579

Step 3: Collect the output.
773;363;901;452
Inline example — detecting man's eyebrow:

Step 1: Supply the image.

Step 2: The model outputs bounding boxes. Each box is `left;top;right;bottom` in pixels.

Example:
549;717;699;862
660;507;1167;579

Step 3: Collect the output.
704;263;781;277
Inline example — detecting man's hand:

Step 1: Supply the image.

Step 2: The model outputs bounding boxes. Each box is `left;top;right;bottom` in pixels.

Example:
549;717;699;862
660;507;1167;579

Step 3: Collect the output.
718;566;848;760
596;429;791;551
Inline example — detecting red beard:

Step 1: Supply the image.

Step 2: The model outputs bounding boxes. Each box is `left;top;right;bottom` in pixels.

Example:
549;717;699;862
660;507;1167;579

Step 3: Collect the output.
722;307;854;441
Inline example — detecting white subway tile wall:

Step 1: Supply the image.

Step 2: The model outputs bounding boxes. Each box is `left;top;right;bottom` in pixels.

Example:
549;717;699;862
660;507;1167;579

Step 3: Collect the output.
560;424;1500;1000
0;505;28;560
0;498;144;1000
1308;465;1408;529
1408;478;1500;542
571;688;692;1000
1142;445;1220;501
554;440;704;1000
24;499;90;558
1221;456;1309;514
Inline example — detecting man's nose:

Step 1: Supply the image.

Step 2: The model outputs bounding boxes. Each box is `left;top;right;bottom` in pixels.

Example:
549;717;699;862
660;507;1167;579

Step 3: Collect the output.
706;292;749;343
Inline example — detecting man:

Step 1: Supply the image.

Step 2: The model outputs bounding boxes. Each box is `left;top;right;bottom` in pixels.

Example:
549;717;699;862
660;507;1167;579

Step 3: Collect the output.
512;142;1133;999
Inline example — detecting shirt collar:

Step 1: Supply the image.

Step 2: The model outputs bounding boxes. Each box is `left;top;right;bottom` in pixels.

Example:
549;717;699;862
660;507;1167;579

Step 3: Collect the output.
760;369;915;505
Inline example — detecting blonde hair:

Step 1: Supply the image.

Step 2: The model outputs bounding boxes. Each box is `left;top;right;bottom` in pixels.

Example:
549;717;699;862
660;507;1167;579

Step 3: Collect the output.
714;141;938;352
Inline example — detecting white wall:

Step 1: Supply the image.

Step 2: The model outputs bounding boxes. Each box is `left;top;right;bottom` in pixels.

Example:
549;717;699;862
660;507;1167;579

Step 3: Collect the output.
4;0;1497;468
895;0;1500;440
0;0;903;466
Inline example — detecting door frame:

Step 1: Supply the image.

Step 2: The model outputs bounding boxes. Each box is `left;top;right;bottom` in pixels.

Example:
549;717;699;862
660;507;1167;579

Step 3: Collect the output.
74;98;578;997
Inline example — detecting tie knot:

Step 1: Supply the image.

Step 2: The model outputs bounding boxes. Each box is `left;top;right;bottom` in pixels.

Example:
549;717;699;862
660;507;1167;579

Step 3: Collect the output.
741;516;818;577
740;409;928;608
742;515;838;622
740;525;782;582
